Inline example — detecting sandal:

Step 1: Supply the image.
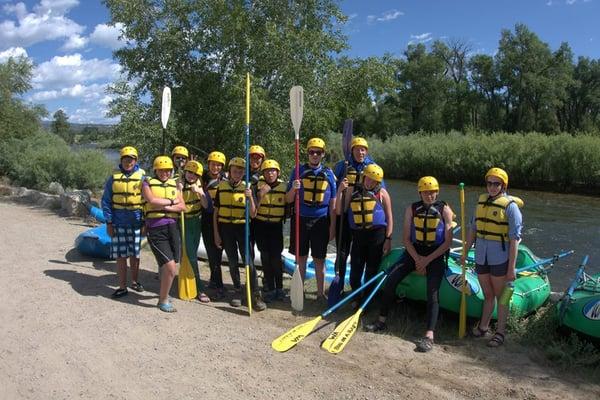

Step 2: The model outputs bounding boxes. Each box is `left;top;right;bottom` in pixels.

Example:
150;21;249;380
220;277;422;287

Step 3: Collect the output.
197;293;211;303
158;302;177;313
112;288;128;298
415;337;434;353
130;281;144;292
487;332;505;348
471;323;491;338
365;320;387;333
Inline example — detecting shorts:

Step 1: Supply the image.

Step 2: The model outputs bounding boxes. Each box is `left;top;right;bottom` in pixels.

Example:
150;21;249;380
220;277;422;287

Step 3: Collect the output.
289;216;330;259
111;226;141;259
147;222;181;267
475;261;508;277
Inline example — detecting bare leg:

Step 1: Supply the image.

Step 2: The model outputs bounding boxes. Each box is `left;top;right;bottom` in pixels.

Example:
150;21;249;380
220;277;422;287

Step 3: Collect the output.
313;258;325;297
159;260;178;304
116;257;127;289
130;256;140;283
490;275;507;333
477;273;495;330
297;255;308;281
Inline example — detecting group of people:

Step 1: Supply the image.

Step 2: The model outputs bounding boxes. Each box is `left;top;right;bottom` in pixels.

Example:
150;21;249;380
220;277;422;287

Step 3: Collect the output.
101;136;522;352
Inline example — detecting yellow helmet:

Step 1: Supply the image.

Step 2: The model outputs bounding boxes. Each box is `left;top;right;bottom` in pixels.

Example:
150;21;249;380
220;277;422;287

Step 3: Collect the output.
119;146;138;159
261;159;280;172
306;137;325;151
153;156;174;171
363;164;383;183
417;176;439;192
207;151;226;166
171;146;189;158
351;137;369;150
184;160;204;176
485;167;508;187
249;145;266;158
228;157;245;169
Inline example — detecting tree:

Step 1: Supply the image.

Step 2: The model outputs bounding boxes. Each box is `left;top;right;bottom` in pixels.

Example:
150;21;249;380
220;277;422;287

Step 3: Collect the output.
52;109;73;144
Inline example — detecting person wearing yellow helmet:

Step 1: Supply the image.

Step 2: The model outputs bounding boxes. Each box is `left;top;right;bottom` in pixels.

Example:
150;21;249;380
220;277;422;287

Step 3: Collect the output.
336;163;393;304
142;155;186;312
171;145;189;177
177;160;210;303
366;175;455;353
201;151;227;297
248;145;266;186
101;146;145;298
461;167;523;348
285;137;337;300
254;159;287;302
213;157;266;311
332;136;385;295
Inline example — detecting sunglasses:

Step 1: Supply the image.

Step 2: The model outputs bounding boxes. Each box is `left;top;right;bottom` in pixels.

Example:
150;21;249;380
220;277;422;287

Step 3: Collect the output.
174;156;187;161
486;181;502;187
308;150;323;156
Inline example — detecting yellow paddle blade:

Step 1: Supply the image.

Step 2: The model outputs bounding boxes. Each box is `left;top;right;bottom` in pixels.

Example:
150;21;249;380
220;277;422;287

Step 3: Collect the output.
322;309;362;354
290;266;304;312
272;316;322;352
178;254;197;300
246;265;252;316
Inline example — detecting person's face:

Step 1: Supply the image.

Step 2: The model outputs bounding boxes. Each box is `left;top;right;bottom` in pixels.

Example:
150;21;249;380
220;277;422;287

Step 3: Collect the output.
185;171;199;183
250;154;263;170
307;147;324;166
173;155;187;169
229;166;244;182
121;156;136;172
352;146;367;163
419;190;438;205
208;161;223;176
486;176;504;197
263;168;279;184
156;169;172;182
363;176;378;190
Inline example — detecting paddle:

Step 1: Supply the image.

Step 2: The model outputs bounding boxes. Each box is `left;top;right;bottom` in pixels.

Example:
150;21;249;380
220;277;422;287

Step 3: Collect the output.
161;86;171;154
321;270;391;354
328;119;353;307
458;182;467;338
515;249;575;274
290;86;304;312
558;255;589;322
178;213;198;300
272;264;396;352
245;73;252;316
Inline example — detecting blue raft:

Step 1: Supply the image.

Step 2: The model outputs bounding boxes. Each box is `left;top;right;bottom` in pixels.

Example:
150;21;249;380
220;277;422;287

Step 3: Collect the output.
74;224;111;259
281;250;350;285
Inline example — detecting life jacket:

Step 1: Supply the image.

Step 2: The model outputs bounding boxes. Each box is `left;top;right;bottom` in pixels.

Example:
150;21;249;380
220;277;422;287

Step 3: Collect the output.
111;169;144;210
216;179;246;224
144;177;179;219
182;181;203;217
348;185;386;229
250;170;263;187
301;164;330;207
255;180;287;223
475;194;516;250
203;172;225;202
345;165;360;188
410;200;446;247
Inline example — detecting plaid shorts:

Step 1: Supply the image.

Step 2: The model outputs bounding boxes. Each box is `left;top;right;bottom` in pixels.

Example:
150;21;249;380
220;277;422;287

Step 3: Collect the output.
111;226;142;259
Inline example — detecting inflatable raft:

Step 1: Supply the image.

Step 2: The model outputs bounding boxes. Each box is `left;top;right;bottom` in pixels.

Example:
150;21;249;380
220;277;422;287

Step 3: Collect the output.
281;249;350;285
74;224;111;259
378;244;555;319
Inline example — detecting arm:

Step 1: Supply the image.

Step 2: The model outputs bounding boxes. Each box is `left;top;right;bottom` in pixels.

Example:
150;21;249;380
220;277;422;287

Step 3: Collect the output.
192;182;209;209
328;173;337;241
101;177;113;224
163;191;186;213
245;187;257;218
142;183;178;207
334;178;349;216
506;203;523;281
381;189;394;255
422;204;454;265
402;206;422;266
213;206;222;249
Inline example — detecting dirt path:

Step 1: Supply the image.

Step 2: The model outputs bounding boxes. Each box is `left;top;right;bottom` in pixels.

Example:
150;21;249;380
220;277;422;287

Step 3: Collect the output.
0;201;598;400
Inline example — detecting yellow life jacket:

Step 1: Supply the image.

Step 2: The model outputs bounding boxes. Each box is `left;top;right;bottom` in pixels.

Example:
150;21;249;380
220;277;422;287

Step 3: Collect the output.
217;180;246;224
255;180;287;223
111;170;144;210
301;166;329;206
182;181;203;217
349;185;385;229
345;166;359;188
144;177;179;219
475;194;517;247
411;201;446;246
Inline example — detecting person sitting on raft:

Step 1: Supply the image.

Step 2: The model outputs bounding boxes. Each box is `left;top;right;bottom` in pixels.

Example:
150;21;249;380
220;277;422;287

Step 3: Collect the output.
366;176;454;353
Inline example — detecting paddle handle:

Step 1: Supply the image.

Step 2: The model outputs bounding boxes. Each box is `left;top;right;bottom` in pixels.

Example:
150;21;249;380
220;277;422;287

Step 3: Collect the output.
515;249;575;273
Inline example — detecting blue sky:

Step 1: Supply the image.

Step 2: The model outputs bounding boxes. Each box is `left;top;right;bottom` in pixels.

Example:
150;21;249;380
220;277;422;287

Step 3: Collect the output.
1;0;599;124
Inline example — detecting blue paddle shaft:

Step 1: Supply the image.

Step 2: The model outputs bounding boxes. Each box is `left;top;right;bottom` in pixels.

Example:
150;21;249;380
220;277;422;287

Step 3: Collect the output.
322;270;385;318
515;250;574;273
565;255;589;297
358;273;389;310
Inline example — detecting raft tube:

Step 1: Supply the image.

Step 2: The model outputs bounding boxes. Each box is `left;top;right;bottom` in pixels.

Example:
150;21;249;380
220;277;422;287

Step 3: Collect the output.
74;224;111;259
557;270;600;339
281;249;350;285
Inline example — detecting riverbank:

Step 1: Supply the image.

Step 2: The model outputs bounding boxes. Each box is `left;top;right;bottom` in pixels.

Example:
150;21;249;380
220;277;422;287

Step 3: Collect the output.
1;200;598;399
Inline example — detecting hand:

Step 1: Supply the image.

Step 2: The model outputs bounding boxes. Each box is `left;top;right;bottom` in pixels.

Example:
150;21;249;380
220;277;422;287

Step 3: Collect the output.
192;183;204;196
292;180;301;190
214;233;222;249
339;177;349;192
506;268;516;282
259;183;271;196
414;255;427;275
245;188;252;198
107;224;114;237
383;239;391;255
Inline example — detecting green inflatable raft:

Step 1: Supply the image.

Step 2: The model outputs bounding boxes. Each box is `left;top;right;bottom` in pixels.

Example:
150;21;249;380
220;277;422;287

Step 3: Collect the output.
557;256;600;339
378;244;555;319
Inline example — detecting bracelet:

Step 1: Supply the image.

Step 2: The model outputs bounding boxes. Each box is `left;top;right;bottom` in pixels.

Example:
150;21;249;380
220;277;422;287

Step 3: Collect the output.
385;236;392;241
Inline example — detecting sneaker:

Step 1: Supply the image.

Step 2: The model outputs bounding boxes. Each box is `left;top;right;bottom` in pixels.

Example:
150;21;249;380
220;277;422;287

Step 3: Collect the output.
230;298;242;307
415;337;434;352
365;320;387;332
262;290;276;304
112;288;128;298
275;288;286;301
253;293;267;312
230;288;242;307
130;281;144;292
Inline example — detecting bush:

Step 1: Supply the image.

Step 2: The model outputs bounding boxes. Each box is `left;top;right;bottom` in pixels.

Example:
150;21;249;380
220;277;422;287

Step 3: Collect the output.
0;132;113;191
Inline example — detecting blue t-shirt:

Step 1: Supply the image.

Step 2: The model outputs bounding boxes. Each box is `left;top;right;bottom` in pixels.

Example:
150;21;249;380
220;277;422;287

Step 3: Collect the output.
287;163;336;218
332;155;386;188
101;164;144;228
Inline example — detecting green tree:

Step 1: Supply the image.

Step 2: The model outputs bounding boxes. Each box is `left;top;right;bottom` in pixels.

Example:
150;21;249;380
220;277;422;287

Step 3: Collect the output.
52;109;73;144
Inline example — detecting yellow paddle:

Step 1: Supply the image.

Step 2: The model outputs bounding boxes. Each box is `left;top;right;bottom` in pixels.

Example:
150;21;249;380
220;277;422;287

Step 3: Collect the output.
458;182;467;338
245;73;252;315
178;213;197;300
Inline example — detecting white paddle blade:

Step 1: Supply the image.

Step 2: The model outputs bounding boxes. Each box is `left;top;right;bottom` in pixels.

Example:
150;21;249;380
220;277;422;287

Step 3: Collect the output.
290;266;304;311
161;86;171;129
289;86;304;139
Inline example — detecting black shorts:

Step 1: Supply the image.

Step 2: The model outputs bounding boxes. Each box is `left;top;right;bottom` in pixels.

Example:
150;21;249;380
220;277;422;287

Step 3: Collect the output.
475;261;508;277
289;215;330;259
147;222;181;267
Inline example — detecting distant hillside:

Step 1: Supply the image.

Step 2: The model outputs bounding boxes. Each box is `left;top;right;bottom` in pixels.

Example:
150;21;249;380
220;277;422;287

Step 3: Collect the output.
41;121;115;134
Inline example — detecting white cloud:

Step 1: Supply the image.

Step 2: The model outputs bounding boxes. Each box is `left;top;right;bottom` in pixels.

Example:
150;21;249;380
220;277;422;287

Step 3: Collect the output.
69;106;119;124
367;9;404;24
89;23;126;50
408;32;433;45
61;33;87;50
0;0;84;50
29;83;107;102
32;53;121;89
0;46;28;62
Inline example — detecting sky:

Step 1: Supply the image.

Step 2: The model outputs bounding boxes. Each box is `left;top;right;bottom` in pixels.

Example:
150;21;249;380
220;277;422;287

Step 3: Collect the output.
1;0;599;124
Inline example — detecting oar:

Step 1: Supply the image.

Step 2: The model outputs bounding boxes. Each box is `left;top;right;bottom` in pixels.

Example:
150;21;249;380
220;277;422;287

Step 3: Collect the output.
321;270;390;354
449;251;475;263
515;250;575;274
161;86;171;154
290;86;304;312
458;182;467;338
328;119;353;307
558;255;589;323
178;212;198;300
245;73;252;316
272;264;397;352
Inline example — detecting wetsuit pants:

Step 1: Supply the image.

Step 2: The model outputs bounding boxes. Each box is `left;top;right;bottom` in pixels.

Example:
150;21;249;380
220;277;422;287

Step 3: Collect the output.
254;220;284;291
334;213;352;291
201;211;224;288
218;223;259;292
350;227;386;293
182;216;203;292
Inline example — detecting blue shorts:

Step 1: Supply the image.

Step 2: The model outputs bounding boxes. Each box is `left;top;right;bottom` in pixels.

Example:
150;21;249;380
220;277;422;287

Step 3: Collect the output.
475;261;508;277
111;226;142;259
